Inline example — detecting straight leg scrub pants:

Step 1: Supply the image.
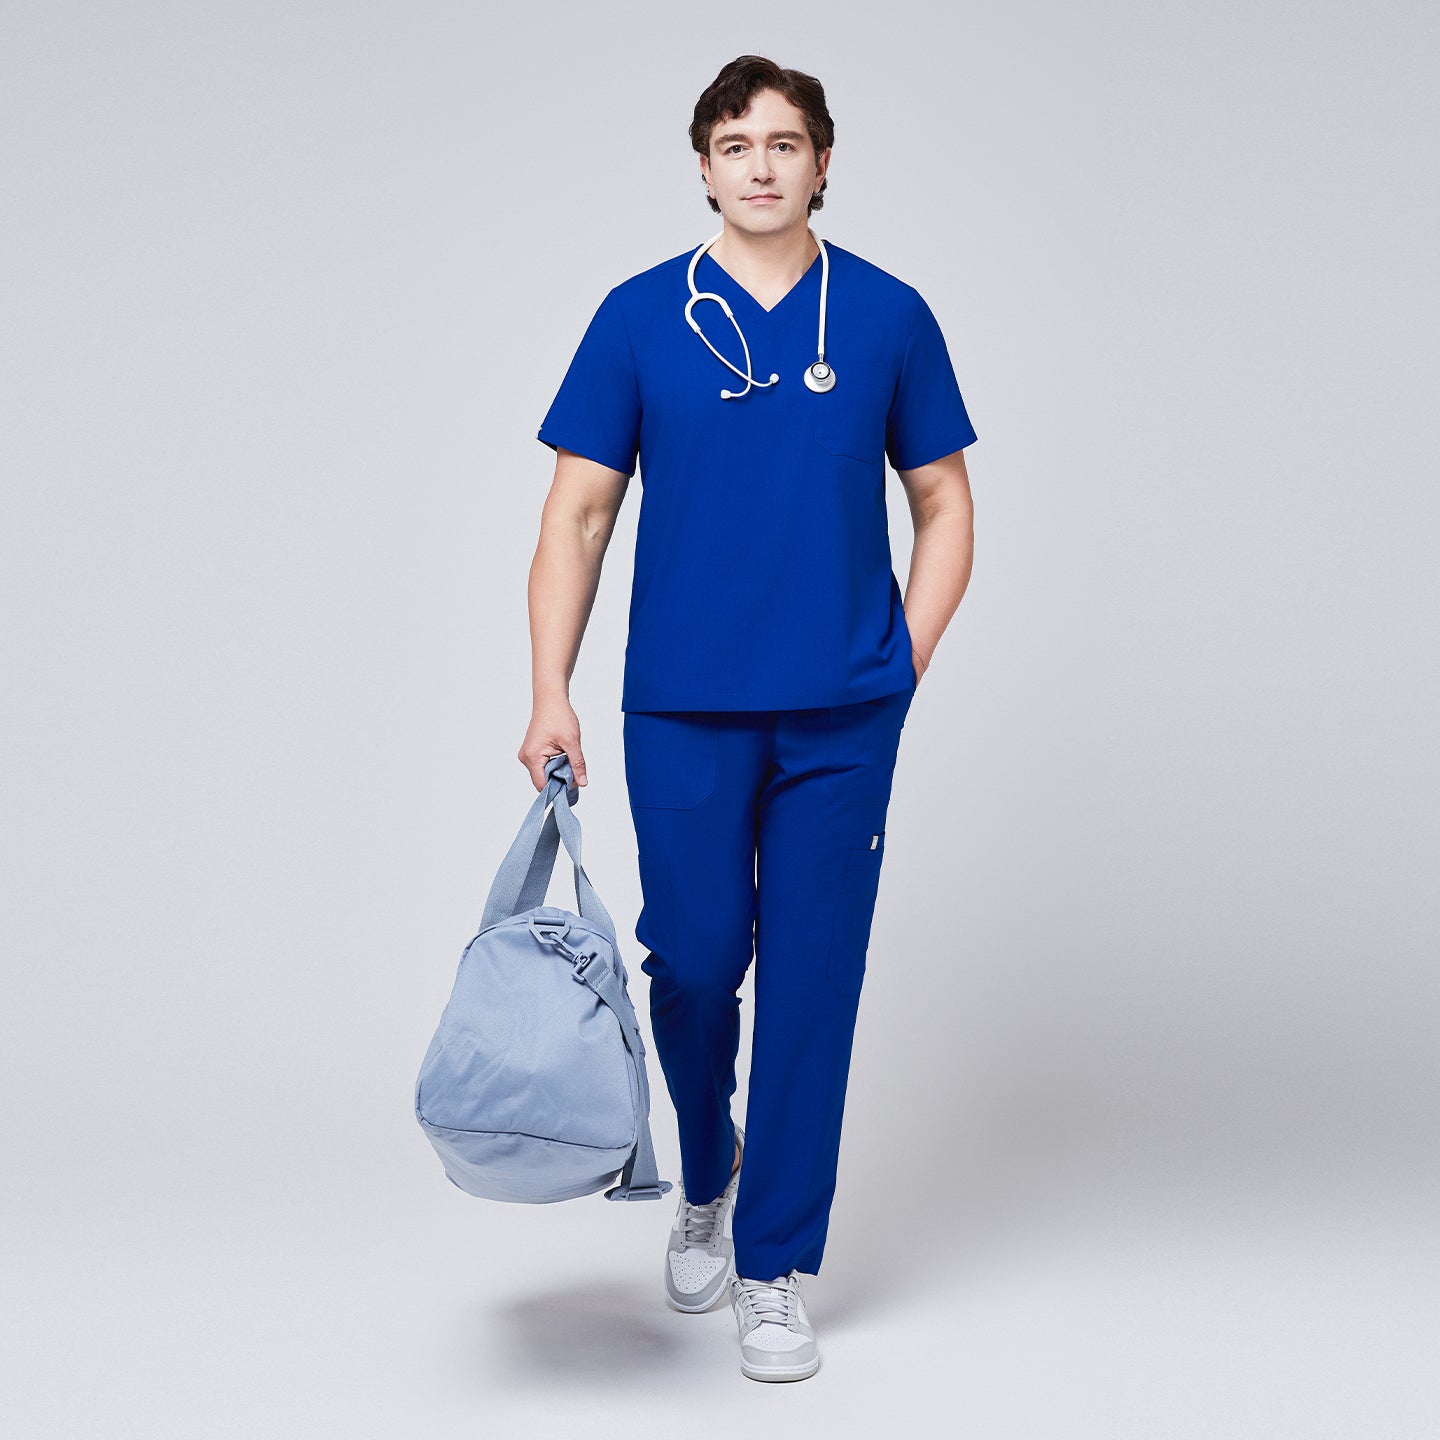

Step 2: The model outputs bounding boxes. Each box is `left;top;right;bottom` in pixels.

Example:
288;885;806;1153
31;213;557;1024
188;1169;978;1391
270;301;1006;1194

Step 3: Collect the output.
622;679;917;1282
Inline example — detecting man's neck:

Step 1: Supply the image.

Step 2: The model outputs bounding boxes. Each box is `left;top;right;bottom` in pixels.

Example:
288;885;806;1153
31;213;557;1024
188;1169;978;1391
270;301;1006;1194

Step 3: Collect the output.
710;225;819;298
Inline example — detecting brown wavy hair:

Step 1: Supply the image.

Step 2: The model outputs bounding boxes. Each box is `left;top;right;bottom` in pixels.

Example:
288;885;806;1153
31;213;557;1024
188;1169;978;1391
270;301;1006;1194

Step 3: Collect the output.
690;55;835;215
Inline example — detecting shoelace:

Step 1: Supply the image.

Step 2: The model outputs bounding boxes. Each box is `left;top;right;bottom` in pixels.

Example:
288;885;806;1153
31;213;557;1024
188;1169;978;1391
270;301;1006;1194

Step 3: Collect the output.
679;1190;728;1245
731;1274;796;1326
678;1155;739;1245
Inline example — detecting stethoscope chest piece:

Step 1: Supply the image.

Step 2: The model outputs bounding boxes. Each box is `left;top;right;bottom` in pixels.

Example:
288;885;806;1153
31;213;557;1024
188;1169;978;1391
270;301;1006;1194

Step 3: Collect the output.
804;361;836;394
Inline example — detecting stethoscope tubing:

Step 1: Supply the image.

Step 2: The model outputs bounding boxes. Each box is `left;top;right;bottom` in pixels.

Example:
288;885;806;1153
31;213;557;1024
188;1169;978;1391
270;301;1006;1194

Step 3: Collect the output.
684;229;832;400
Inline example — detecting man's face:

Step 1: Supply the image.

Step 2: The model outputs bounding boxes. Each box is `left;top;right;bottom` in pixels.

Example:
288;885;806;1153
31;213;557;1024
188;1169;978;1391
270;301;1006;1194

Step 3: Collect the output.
700;88;830;237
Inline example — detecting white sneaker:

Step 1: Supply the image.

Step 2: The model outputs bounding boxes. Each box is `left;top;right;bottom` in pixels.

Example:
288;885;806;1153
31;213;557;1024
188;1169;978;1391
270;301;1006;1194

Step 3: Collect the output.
663;1123;745;1313
726;1269;821;1382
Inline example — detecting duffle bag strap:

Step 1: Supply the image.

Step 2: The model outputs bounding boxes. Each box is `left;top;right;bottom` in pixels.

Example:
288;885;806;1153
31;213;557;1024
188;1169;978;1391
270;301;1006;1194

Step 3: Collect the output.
480;753;616;943
565;947;672;1201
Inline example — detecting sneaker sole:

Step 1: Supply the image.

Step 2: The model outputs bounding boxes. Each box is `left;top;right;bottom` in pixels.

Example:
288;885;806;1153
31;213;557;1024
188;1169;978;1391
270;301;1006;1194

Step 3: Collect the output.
739;1351;822;1382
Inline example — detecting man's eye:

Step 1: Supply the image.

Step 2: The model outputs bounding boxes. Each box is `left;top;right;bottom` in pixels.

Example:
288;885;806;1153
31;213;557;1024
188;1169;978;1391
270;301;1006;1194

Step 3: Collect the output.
776;142;794;152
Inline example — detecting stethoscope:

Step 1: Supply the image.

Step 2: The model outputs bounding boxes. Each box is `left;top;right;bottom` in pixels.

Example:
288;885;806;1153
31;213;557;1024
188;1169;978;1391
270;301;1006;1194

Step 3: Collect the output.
684;229;836;400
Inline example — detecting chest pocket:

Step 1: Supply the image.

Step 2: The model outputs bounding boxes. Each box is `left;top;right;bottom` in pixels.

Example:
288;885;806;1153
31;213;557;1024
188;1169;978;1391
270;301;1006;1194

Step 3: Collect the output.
811;360;895;466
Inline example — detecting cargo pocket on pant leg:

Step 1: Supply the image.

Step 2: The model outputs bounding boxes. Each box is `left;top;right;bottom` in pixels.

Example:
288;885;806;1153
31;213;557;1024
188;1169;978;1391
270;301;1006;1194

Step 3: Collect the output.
825;833;886;998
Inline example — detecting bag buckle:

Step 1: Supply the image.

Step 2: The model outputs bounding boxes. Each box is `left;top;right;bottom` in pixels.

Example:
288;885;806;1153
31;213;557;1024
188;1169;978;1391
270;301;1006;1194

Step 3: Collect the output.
528;915;572;947
604;1180;673;1201
570;951;601;983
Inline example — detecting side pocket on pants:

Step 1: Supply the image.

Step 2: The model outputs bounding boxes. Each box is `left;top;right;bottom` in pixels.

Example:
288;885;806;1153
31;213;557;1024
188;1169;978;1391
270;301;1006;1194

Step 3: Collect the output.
623;712;718;810
826;833;886;998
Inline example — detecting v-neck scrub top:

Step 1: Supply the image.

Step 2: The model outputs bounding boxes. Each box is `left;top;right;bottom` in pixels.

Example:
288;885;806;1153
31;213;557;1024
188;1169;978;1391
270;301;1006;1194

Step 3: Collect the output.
537;239;978;713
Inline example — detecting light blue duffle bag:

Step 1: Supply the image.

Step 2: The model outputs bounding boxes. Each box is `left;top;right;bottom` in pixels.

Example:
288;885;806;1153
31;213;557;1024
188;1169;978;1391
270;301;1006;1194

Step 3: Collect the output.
415;752;673;1204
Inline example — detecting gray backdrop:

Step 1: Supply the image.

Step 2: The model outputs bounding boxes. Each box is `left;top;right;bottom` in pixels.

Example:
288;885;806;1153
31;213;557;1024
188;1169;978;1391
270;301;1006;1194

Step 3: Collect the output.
2;2;1435;1435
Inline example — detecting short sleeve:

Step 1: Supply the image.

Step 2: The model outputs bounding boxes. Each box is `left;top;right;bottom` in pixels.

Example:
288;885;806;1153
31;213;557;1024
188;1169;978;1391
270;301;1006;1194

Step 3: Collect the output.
886;291;978;472
536;288;642;477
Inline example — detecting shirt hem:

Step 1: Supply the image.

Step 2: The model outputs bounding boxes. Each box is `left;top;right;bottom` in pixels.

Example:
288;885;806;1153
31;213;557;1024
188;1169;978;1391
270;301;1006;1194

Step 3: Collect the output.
621;671;916;713
535;427;637;478
891;428;978;471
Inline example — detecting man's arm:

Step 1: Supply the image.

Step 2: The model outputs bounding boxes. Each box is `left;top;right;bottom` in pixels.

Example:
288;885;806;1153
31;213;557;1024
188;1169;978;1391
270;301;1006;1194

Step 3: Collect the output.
519;447;630;790
894;447;975;685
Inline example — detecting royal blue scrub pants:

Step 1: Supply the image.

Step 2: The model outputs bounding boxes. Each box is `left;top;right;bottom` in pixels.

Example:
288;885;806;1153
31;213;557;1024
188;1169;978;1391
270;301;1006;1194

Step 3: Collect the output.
622;678;918;1281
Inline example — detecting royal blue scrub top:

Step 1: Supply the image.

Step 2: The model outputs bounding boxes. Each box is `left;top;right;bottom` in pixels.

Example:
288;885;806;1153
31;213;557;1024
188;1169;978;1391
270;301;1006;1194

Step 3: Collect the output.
536;239;978;713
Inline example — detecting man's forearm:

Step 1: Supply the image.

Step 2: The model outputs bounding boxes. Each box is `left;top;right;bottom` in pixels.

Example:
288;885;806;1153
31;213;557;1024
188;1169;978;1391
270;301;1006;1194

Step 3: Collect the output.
528;513;608;702
903;501;975;671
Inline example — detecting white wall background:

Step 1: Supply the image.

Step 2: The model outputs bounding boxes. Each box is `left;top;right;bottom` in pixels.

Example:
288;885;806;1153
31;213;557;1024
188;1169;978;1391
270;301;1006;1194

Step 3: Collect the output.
2;1;1435;1435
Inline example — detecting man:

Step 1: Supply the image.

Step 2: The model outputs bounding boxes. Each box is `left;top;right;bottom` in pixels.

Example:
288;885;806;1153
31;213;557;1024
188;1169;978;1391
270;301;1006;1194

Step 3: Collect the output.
521;54;977;1383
